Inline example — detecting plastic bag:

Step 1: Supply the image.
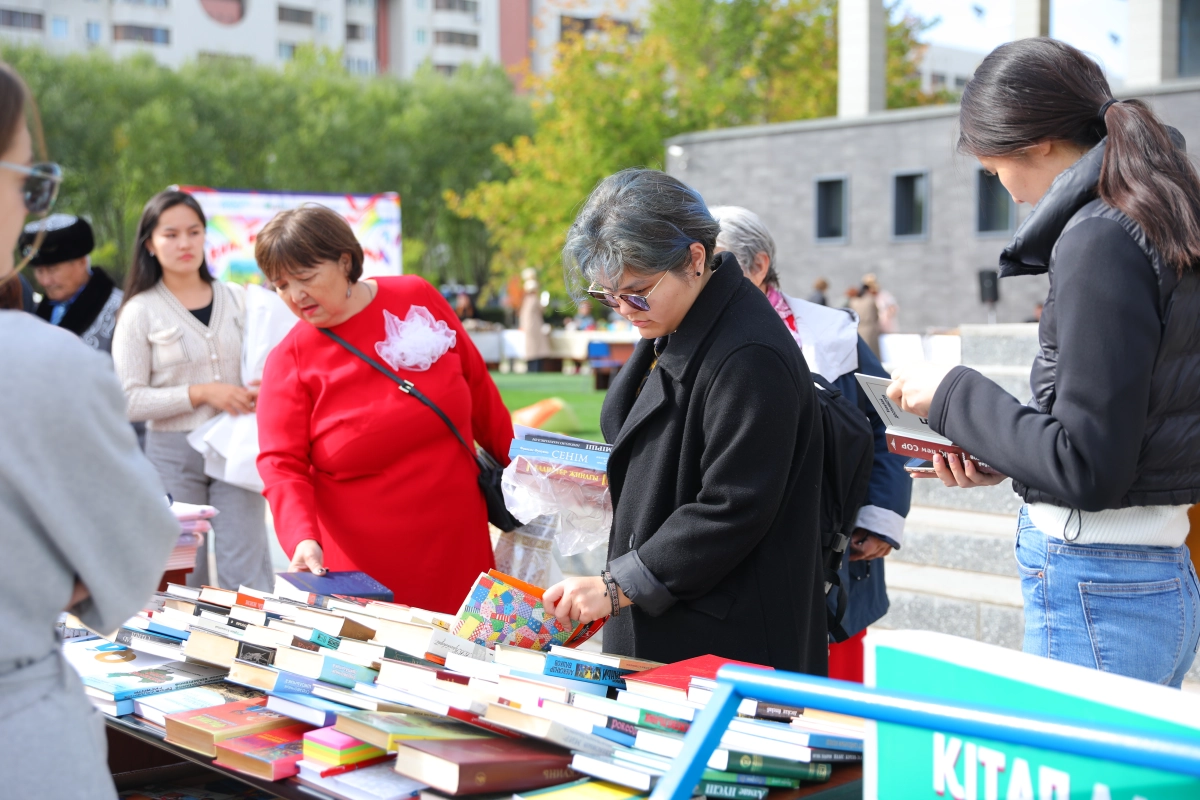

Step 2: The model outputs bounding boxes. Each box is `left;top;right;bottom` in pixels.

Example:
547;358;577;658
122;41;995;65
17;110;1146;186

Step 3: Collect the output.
375;305;456;372
492;515;564;588
501;453;611;557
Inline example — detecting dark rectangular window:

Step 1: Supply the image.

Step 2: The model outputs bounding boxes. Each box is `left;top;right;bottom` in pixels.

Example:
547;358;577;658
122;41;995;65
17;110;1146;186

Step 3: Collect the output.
893;172;928;238
278;6;313;24
434;0;477;11
346;22;364;39
977;170;1014;234
434;63;457;76
1184;0;1200;77
434;30;477;47
112;24;169;43
0;9;43;29
815;178;846;241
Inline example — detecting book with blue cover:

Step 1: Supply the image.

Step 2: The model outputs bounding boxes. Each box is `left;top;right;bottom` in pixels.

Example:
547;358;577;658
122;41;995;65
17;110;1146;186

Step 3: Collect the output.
274;571;393;605
543;654;632;689
508;439;610;471
227;659;322;695
266;690;353;727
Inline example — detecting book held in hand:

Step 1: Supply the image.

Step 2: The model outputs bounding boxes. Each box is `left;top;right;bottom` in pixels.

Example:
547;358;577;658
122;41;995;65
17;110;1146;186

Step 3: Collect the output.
855;372;996;471
275;571;394;605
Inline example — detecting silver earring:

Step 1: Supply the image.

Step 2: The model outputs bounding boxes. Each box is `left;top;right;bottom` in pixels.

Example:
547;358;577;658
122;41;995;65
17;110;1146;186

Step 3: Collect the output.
346;284;353;298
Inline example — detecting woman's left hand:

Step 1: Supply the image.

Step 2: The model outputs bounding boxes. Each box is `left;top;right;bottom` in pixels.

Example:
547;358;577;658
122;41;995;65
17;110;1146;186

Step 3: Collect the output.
922;452;1008;488
887;363;955;418
543;577;612;626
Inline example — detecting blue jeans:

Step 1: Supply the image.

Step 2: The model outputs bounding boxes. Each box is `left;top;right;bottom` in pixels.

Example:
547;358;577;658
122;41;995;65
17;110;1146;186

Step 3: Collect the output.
1015;506;1200;688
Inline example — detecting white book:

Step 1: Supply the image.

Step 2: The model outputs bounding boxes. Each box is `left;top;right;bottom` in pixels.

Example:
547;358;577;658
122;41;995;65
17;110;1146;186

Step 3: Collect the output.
444;652;508;681
571;754;659;792
615;690;700;722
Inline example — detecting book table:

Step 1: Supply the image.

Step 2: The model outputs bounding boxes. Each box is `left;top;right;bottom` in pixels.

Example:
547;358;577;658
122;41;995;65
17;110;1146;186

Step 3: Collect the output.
105;715;861;800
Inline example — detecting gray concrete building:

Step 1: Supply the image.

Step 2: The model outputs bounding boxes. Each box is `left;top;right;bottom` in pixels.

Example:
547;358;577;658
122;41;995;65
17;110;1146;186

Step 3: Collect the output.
664;0;1200;331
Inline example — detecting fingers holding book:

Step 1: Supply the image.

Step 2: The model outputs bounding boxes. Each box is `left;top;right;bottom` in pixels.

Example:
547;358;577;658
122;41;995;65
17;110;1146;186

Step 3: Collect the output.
923;452;1008;489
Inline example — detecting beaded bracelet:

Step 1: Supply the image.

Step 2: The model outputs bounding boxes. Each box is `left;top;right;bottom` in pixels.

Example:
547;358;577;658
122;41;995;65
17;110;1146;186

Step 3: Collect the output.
601;570;621;617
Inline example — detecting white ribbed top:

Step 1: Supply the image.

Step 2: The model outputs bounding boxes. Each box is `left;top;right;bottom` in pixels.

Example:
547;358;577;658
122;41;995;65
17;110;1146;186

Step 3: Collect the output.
1026;502;1192;547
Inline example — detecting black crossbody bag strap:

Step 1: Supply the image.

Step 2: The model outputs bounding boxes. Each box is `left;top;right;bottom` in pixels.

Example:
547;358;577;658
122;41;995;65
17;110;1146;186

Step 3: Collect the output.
319;327;475;461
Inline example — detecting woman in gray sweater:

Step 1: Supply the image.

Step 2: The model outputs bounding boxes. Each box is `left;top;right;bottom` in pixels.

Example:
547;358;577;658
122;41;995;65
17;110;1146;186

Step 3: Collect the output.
0;62;179;797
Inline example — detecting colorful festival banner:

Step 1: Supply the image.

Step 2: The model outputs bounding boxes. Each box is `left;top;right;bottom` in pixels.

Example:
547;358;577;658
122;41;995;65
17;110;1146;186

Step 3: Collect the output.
178;187;402;284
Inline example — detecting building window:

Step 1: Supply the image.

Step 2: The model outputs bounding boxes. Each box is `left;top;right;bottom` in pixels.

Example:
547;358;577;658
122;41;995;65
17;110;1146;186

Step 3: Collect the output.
201;0;243;24
416;28;426;44
317;13;329;31
434;63;456;76
86;20;101;41
815;178;847;242
561;14;633;41
930;72;946;90
977;170;1014;234
0;9;43;30
279;41;296;59
434;0;477;11
278;6;314;25
893;171;929;239
112;24;169;43
346;22;364;39
434;30;477;47
1183;0;1200;77
344;56;374;74
51;16;67;38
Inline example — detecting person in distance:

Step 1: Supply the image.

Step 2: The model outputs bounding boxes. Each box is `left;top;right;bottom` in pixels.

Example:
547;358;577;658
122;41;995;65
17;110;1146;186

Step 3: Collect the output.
254;204;513;613
888;38;1200;687
0;61;179;798
543;169;826;674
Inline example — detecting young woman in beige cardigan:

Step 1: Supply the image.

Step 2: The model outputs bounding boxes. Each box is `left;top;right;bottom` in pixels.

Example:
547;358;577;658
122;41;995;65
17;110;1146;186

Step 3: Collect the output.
112;190;273;591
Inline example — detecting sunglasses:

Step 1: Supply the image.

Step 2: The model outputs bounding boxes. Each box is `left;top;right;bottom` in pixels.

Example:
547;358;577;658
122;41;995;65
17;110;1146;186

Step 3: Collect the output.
586;272;668;313
0;161;62;214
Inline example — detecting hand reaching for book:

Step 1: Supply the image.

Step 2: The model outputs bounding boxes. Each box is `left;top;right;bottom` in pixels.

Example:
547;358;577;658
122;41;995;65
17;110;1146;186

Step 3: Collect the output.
289;538;327;575
920;452;1008;489
544;576;631;625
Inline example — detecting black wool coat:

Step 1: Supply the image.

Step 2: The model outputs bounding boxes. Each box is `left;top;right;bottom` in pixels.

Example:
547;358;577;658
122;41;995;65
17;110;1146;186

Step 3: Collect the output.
601;253;827;675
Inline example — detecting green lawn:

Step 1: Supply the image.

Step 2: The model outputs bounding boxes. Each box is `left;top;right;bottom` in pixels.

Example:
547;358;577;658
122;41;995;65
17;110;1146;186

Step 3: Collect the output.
493;372;607;442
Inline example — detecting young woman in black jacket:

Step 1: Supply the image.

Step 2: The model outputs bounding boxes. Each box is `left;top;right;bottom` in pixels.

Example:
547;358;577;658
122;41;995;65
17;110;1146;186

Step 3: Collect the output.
890;38;1200;687
542;168;827;674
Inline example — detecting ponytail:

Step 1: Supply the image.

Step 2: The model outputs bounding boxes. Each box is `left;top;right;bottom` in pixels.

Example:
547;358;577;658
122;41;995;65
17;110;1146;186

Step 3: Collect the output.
959;37;1200;275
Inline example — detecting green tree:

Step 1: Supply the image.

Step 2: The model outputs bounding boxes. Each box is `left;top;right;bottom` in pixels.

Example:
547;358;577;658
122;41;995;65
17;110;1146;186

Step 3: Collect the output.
454;0;943;299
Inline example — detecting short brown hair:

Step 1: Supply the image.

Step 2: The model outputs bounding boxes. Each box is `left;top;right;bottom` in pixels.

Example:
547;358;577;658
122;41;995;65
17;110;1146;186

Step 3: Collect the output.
255;204;364;284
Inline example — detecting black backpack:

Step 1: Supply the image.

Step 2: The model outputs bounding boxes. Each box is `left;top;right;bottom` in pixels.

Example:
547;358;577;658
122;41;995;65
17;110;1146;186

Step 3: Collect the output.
811;374;875;643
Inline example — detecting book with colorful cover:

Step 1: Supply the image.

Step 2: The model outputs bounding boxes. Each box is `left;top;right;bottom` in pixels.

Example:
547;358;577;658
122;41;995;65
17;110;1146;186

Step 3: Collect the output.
213;722;311;780
164;698;296;757
334;710;490;752
453;571;604;653
543;654;632;690
274;571;394;605
507;439;611;471
134;683;264;727
63;638;226;701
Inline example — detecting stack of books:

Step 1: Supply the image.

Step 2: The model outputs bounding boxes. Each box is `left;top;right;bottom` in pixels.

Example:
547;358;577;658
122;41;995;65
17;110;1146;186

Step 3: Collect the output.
65;569;858;798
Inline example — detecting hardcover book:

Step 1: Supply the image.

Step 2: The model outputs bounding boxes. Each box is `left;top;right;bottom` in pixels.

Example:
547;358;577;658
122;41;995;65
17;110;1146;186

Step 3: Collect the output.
334;710;488;752
622;656;769;704
275;571;394;604
134;682;264;727
63;638;226;702
855;372;996;471
266;691;354;728
393;737;581;796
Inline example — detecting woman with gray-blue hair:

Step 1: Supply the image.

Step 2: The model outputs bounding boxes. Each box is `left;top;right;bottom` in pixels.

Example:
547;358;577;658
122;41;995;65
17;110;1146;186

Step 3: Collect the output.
543;169;827;674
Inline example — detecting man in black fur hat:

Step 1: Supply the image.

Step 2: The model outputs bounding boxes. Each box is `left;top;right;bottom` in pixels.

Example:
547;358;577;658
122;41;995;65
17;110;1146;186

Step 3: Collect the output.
20;214;123;354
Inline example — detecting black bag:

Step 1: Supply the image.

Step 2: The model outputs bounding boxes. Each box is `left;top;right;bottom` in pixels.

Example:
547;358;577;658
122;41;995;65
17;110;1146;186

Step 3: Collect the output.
319;328;522;532
811;374;875;643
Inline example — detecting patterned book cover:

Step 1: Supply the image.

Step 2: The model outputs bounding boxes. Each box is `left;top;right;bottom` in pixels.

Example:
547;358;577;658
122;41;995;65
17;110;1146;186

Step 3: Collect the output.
213;723;311;780
452;573;575;652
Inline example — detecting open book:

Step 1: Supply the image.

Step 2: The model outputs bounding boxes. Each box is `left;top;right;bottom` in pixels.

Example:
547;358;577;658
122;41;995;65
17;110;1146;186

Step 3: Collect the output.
854;373;996;472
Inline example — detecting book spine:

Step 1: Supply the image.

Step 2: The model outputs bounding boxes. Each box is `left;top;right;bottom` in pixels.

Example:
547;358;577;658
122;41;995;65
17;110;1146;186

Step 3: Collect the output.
592;725;636;747
319;658;378;689
885;433;995;471
542;655;629;689
699;771;801;789
801;734;863;753
523;434;613;454
808;749;863;763
451;762;581;794
638;710;690;735
696;781;769;800
427;630;486;662
236;593;265;610
291;636;321;653
541;723;617;756
749;702;804;722
310;630;342;650
272;670;319;695
722;753;832;781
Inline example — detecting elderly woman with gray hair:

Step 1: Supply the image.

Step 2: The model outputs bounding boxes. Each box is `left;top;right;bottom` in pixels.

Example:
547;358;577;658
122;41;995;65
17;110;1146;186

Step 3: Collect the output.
543;169;827;674
711;205;911;682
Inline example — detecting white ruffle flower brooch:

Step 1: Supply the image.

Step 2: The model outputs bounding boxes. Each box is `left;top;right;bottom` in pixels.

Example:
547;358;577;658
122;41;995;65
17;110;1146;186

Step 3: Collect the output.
375;305;457;372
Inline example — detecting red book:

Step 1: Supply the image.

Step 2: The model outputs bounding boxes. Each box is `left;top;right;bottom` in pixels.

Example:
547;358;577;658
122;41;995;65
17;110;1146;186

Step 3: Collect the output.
236;592;265;610
884;433;996;472
393;738;580;795
214;722;313;780
164;698;295;757
622;655;772;703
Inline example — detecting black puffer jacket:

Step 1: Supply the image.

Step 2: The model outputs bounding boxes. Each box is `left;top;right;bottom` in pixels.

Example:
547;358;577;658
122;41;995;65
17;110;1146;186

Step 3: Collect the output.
929;138;1200;510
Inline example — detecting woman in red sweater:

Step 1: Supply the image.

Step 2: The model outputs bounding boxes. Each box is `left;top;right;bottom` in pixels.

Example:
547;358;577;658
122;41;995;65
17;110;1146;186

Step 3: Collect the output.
255;205;513;612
